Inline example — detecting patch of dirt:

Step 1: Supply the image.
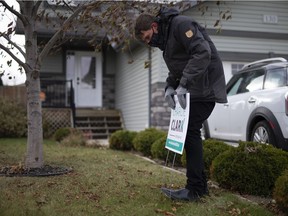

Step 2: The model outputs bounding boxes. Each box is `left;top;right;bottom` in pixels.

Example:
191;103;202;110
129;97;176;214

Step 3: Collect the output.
0;164;72;177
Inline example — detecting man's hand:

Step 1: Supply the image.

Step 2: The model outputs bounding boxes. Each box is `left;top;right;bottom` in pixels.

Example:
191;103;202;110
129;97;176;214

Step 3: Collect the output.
176;85;188;109
165;86;176;109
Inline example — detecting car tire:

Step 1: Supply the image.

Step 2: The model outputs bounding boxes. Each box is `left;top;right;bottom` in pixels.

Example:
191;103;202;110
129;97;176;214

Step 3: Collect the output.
250;120;276;146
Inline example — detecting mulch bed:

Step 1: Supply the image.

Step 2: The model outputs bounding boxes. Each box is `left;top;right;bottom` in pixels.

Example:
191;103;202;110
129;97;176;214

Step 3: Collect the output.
0;164;72;177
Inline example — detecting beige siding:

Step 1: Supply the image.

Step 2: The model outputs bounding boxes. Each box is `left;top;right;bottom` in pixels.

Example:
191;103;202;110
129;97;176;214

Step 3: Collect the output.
183;1;288;58
185;1;288;33
151;48;161;83
147;48;170;86
151;48;169;84
211;36;288;54
115;46;149;131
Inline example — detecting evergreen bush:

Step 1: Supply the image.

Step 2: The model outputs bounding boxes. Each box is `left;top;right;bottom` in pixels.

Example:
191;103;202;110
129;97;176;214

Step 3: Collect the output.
53;127;73;142
181;139;232;178
211;141;288;196
203;139;233;178
151;134;182;165
109;130;137;151
133;128;166;156
42;117;54;139
60;130;86;147
0;98;27;137
273;169;288;214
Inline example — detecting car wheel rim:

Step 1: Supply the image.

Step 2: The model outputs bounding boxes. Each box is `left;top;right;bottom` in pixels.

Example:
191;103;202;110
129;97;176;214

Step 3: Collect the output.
253;126;269;144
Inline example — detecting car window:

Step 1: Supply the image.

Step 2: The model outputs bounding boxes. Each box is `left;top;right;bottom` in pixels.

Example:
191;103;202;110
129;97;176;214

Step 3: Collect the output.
227;70;265;96
246;74;264;92
264;67;287;89
227;77;243;96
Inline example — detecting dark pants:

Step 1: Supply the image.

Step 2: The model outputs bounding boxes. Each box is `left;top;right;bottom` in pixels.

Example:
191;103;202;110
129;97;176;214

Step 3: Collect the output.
184;101;215;195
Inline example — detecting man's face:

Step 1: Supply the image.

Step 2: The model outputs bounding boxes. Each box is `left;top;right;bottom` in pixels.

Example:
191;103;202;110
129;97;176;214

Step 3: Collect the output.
140;23;158;44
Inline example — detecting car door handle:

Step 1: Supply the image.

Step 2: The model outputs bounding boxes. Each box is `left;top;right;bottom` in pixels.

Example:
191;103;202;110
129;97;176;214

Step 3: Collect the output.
248;97;256;103
224;103;229;107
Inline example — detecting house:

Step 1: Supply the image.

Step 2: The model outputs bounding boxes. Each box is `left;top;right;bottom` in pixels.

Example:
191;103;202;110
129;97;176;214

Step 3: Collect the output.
115;1;288;132
16;1;288;139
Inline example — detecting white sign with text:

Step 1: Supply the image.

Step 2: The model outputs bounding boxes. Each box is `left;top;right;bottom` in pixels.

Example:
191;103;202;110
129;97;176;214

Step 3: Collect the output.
165;93;190;155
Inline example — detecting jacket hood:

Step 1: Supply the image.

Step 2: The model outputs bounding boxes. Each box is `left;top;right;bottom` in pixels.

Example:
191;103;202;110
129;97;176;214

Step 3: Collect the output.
152;7;179;51
156;7;180;23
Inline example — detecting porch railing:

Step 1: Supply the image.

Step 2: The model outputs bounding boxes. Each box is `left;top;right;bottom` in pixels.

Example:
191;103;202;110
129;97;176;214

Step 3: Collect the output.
40;80;73;107
41;79;76;125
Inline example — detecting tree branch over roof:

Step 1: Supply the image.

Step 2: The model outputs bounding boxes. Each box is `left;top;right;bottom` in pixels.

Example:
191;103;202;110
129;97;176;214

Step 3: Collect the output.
38;2;97;64
32;1;42;19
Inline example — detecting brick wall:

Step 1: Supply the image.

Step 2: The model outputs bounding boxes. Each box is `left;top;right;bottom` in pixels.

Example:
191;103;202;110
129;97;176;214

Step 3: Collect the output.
151;82;170;131
102;74;115;109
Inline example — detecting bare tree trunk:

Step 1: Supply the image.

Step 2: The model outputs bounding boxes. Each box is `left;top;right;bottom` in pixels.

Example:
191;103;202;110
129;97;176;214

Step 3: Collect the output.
23;2;43;168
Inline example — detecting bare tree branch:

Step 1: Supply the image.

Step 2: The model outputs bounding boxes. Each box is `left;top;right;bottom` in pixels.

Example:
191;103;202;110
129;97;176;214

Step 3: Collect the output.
16;0;24;8
38;2;96;63
0;0;28;26
63;0;75;13
32;1;42;19
1;34;26;57
0;43;28;72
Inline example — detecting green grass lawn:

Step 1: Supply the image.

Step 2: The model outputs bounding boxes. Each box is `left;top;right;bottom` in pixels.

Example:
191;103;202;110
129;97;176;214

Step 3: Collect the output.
0;138;276;216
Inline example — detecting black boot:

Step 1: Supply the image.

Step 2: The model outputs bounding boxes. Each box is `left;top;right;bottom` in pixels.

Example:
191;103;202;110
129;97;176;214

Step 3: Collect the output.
161;188;203;201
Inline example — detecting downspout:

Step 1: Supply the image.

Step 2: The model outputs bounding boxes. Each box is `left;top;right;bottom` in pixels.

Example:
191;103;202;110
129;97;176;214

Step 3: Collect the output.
148;47;152;128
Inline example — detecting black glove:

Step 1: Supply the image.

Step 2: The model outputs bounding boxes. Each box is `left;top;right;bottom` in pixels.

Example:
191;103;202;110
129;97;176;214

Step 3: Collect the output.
164;86;176;109
176;85;188;109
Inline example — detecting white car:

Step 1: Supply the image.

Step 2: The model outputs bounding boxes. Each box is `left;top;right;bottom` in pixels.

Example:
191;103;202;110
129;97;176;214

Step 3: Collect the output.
203;57;288;151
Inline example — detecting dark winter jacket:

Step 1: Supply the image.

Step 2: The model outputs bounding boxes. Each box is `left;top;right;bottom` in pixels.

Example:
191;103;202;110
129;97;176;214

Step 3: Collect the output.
158;7;227;103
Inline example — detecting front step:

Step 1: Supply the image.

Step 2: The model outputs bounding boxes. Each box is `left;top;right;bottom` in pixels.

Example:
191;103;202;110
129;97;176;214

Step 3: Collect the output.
75;109;123;139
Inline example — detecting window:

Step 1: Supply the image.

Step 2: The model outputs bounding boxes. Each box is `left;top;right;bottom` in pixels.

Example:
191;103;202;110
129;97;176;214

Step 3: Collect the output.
264;67;287;89
227;70;265;96
227;77;243;96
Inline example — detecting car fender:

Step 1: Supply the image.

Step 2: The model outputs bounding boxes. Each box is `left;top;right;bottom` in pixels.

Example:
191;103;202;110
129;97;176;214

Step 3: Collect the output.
202;120;210;139
246;107;287;150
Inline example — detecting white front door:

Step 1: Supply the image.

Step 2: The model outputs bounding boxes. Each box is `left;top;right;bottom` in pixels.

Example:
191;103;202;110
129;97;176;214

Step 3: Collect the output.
66;51;102;107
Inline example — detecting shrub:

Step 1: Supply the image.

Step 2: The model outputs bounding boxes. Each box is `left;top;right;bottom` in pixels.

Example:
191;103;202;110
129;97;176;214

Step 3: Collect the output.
151;133;182;165
181;139;232;178
273;169;288;214
42;116;55;139
59;130;86;147
133;128;166;156
53;127;73;142
0;98;27;137
203;139;233;178
109;130;137;151
211;141;288;196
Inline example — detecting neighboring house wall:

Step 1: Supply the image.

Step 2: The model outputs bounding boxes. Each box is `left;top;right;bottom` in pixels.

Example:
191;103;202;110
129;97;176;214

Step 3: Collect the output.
114;46;171;131
185;0;288;79
115;46;149;131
